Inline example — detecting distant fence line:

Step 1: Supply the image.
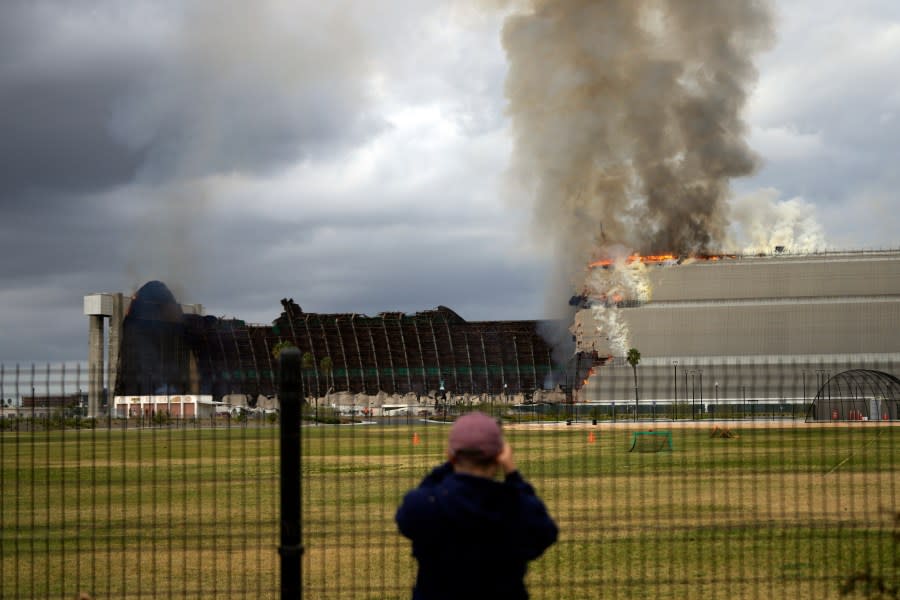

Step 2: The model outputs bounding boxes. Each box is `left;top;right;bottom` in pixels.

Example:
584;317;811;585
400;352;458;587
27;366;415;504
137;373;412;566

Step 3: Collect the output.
3;358;899;422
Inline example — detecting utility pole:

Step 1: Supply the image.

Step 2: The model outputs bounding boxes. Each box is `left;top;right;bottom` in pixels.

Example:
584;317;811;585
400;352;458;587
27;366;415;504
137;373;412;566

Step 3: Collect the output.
673;360;678;420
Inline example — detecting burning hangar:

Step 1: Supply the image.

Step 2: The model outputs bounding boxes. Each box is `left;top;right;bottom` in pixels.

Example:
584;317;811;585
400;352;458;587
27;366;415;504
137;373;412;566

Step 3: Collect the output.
84;249;900;418
574;249;900;414
84;282;572;416
576;249;900;357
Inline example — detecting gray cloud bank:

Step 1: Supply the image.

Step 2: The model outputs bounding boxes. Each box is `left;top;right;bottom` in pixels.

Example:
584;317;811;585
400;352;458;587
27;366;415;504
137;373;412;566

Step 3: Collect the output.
1;1;379;195
0;0;898;363
0;0;535;362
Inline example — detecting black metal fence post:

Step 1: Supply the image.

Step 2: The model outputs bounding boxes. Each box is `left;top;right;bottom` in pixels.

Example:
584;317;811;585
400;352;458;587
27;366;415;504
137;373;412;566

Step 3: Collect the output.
279;349;304;599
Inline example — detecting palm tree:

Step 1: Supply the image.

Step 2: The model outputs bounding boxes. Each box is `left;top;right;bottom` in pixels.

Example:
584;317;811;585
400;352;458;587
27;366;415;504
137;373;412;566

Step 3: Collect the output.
271;340;296;360
626;348;641;422
301;352;314;396
301;352;315;421
319;356;334;400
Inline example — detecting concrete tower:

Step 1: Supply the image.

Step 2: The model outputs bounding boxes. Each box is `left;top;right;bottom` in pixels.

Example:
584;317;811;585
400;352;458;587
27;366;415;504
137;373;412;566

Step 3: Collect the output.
83;293;126;417
85;287;204;415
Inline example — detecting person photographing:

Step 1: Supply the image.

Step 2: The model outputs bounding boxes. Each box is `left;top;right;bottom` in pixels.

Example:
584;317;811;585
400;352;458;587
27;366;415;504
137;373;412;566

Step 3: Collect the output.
396;412;558;600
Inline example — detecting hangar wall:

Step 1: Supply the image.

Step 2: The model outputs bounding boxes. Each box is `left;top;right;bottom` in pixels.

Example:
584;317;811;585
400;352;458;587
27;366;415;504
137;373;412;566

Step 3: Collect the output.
580;251;900;358
622;300;900;356
648;252;900;302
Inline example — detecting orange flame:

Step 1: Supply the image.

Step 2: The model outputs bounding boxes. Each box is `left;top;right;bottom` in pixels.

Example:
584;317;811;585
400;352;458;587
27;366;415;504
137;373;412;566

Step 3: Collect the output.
589;253;737;268
581;367;595;388
589;254;677;268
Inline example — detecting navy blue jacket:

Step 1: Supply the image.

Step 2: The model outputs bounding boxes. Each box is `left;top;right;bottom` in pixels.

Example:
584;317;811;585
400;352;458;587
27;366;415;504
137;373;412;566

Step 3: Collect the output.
396;462;558;600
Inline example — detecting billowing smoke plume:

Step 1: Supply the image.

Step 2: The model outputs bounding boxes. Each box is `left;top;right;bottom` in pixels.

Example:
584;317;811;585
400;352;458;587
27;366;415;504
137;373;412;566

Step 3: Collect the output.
489;0;775;358
729;189;826;254
497;0;775;293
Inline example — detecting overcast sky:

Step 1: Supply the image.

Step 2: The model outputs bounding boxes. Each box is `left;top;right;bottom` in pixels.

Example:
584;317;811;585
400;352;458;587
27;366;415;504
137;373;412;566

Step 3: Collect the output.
1;0;898;364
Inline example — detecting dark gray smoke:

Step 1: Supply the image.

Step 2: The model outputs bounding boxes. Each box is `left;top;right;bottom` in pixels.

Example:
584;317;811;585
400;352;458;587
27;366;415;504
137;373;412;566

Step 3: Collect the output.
497;0;775;286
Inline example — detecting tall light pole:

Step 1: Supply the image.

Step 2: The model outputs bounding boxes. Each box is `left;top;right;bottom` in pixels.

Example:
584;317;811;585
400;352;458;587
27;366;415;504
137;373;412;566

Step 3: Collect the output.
815;369;827;396
802;371;807;403
714;381;719;418
690;371;696;420
673;360;678;420
698;370;704;416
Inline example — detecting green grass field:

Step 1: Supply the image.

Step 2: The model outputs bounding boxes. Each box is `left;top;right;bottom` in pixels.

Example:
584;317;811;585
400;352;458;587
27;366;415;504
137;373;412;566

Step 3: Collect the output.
2;422;898;599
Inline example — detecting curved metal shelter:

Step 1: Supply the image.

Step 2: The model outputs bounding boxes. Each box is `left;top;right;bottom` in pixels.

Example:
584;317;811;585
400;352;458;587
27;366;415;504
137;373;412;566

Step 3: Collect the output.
806;369;900;421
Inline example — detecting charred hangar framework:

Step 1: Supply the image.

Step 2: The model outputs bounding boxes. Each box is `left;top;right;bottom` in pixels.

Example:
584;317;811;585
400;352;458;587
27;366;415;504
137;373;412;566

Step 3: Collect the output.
105;284;568;403
95;251;900;414
265;299;559;397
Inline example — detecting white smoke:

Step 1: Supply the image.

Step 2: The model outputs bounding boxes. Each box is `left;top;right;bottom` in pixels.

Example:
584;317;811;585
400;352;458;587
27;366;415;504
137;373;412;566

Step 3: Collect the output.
588;305;630;356
729;189;827;254
580;254;652;355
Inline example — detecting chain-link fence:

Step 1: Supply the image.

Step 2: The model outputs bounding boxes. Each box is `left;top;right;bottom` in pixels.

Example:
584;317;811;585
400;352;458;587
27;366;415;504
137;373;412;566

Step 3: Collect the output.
2;360;898;598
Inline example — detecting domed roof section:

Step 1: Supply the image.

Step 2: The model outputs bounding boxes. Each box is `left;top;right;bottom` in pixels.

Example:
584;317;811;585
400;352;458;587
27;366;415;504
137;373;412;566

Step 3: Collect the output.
126;280;184;322
807;369;900;421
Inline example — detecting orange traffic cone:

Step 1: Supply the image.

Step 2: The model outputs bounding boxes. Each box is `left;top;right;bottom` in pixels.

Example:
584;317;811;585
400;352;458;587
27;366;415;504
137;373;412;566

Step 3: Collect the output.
587;431;596;444
412;432;421;446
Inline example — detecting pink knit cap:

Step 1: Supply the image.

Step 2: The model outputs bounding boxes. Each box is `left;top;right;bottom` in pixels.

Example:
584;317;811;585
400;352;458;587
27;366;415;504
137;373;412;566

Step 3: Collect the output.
448;411;504;459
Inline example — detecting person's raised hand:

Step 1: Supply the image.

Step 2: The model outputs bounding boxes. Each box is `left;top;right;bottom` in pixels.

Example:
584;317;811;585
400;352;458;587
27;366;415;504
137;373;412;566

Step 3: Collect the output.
496;441;517;475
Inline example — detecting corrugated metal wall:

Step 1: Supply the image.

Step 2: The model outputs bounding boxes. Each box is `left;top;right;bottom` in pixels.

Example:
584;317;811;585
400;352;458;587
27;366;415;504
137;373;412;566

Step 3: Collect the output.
582;252;900;357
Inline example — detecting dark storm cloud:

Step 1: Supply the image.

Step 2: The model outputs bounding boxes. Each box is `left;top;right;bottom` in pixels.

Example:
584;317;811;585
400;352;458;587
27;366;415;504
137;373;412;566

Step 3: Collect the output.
0;0;390;363
0;0;380;199
105;1;382;182
194;212;546;326
0;79;147;196
0;1;148;196
0;275;94;364
0;192;128;281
